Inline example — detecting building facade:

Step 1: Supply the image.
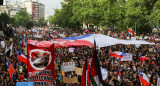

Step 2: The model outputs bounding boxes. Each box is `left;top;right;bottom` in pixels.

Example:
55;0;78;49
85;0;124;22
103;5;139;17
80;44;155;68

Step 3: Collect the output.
38;3;44;20
23;0;44;21
0;1;24;17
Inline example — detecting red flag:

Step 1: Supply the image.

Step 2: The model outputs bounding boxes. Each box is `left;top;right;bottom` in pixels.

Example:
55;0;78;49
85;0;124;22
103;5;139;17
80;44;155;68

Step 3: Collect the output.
22;38;25;48
5;58;15;78
49;33;54;38
27;41;55;86
16;49;27;65
80;57;89;86
153;37;156;42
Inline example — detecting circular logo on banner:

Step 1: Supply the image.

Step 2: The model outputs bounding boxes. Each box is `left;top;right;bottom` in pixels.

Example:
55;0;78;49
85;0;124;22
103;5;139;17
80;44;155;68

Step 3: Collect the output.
29;49;52;70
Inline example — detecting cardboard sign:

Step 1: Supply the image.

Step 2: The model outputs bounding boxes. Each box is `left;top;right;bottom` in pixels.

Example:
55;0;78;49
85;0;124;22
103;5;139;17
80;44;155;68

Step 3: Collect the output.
63;61;75;72
121;53;133;61
147;52;156;56
63;76;78;83
16;82;33;86
55;63;58;70
149;48;153;52
75;67;83;75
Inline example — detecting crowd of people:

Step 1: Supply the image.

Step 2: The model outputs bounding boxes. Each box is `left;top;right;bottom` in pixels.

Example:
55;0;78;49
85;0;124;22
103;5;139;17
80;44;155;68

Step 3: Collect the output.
0;26;159;86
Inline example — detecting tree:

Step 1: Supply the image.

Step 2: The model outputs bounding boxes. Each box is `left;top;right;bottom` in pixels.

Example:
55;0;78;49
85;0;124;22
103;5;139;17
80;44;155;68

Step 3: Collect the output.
38;17;47;27
148;0;160;28
50;0;159;33
13;9;31;27
0;12;13;30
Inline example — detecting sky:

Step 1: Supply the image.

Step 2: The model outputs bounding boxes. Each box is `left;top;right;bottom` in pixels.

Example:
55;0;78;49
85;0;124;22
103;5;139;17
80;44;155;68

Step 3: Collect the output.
38;0;62;15
9;0;62;15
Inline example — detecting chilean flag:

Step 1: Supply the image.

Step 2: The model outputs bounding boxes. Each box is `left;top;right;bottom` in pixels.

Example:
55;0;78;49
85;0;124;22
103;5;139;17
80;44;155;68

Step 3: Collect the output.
16;50;27;65
128;29;134;35
49;33;54;38
117;68;120;81
5;58;15;79
22;38;25;48
138;53;149;62
109;52;126;58
138;70;150;86
80;57;89;86
85;29;89;34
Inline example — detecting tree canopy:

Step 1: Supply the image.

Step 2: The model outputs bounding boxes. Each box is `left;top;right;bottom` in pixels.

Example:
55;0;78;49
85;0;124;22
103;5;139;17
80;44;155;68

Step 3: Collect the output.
50;0;160;33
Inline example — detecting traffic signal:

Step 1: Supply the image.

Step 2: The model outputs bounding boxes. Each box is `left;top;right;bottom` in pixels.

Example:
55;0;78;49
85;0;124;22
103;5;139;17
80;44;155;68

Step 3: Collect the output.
0;0;3;5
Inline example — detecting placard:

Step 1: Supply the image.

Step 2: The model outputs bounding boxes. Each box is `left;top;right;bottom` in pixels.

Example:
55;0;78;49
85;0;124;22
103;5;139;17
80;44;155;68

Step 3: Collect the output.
63;61;75;72
75;67;83;75
63;76;78;83
121;53;133;61
69;48;74;52
27;43;55;86
16;82;33;86
147;52;156;56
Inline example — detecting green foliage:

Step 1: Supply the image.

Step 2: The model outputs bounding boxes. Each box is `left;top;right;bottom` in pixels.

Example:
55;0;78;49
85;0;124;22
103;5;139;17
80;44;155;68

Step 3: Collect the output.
13;9;31;27
38;17;47;27
0;12;13;30
50;0;160;33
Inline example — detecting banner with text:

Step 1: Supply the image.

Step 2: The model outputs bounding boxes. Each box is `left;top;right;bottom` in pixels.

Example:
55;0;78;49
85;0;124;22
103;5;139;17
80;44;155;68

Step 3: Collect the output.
121;53;133;61
63;61;75;72
27;41;55;86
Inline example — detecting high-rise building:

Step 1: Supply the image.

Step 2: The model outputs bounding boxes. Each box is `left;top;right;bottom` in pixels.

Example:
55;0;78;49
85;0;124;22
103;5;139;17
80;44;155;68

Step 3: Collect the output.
0;0;24;17
32;1;39;21
23;0;44;21
38;3;44;20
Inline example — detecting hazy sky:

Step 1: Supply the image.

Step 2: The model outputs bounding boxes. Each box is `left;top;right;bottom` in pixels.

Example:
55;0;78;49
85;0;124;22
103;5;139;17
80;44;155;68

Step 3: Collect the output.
38;0;62;15
10;0;62;15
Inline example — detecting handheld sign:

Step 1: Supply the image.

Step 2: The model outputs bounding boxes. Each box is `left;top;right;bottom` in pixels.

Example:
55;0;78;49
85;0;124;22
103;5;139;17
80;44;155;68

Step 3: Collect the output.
16;82;33;86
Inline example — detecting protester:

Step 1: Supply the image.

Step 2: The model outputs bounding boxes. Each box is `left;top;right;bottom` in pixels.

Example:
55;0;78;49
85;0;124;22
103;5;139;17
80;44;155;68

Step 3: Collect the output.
0;27;159;86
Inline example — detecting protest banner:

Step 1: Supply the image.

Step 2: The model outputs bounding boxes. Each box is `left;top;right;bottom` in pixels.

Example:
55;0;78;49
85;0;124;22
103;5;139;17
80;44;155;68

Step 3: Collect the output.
27;41;55;86
16;82;33;86
63;76;78;83
55;63;58;70
63;61;75;72
75;67;83;75
121;53;133;61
